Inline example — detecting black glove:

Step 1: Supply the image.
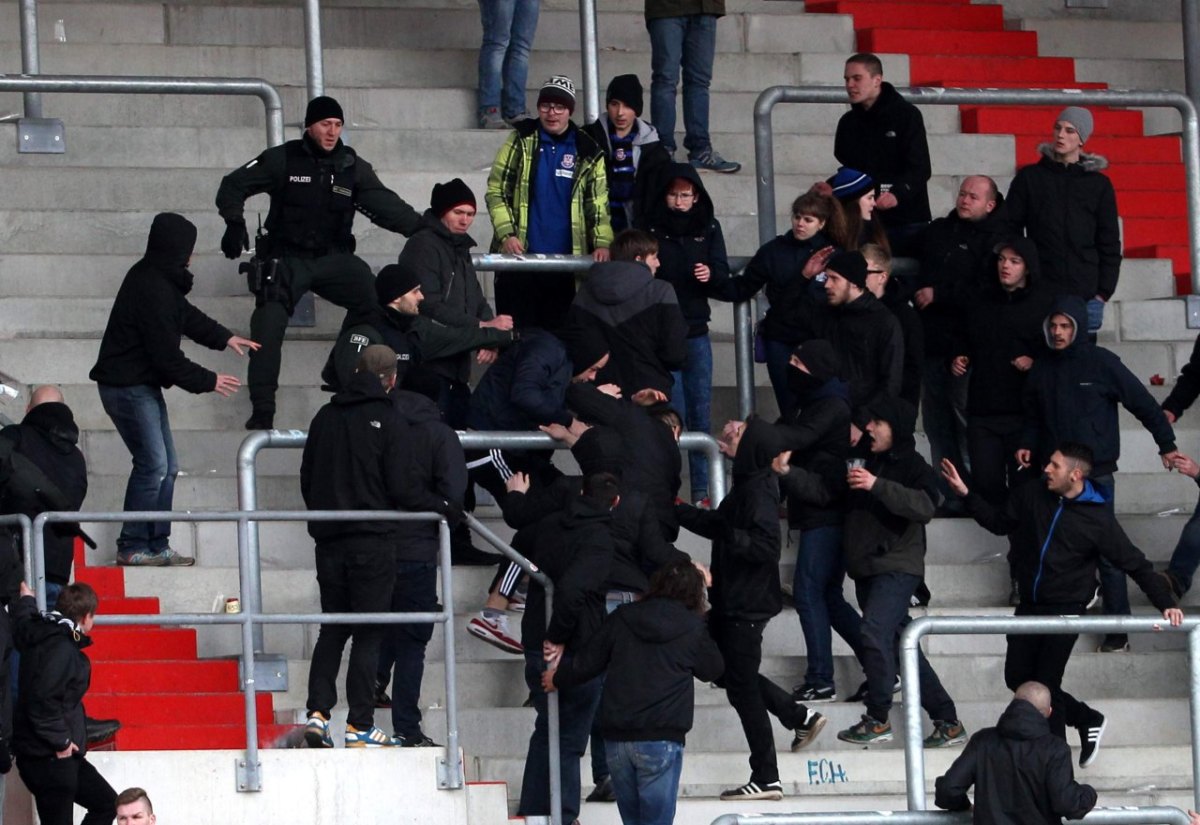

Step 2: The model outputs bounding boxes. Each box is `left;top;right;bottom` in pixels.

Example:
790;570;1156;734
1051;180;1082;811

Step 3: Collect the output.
221;220;250;259
441;500;466;529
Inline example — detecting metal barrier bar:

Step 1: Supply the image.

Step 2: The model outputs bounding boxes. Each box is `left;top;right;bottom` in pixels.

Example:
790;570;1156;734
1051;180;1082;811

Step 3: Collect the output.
711;808;1194;825
36;508;458;792
0;75;285;147
749;84;1200;416
19;0;41;117
1186;0;1200;113
898;615;1200;811
578;0;601;123
303;0;324;100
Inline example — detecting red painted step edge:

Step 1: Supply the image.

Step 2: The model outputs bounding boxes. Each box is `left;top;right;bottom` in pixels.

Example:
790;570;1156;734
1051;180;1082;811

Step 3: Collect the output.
112;723;292;752
909;56;1076;85
861;29;1039;57
961;106;1145;136
88;627;198;661
86;692;273;725
813;2;1003;30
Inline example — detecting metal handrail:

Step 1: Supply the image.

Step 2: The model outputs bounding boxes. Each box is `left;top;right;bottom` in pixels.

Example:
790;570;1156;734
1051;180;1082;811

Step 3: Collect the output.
31;508;460;794
898;614;1200;812
470;253;752;273
0;74;285;147
746;84;1200;418
711;808;1195;825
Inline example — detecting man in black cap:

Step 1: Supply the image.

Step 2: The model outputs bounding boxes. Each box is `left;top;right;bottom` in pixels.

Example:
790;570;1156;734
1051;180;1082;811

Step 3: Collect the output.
91;213;257;567
819;250;904;444
583;75;672;232
321;261;518;396
485;75;613;330
216;95;424;430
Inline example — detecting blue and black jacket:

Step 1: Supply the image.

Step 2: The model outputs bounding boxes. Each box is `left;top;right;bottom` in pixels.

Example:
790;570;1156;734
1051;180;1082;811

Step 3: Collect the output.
964;475;1176;609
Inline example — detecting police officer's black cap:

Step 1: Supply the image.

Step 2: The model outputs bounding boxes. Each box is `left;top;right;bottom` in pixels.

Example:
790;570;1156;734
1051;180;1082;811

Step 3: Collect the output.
375;263;422;306
305;95;344;127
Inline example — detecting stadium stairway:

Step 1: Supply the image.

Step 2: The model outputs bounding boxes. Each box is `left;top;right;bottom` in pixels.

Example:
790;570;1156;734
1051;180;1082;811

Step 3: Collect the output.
1;0;1199;822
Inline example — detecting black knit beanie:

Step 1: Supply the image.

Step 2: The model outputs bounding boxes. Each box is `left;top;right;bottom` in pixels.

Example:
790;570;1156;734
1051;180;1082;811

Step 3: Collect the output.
606;74;643;116
375;263;422;305
430;178;477;217
305;96;344;127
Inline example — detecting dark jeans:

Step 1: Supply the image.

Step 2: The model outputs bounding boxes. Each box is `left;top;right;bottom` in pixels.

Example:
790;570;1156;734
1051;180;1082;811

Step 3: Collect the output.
97;383;178;553
1091;473;1131;619
709;615;807;785
248;252;376;414
1167;493;1200;595
1006;602;1095;738
494;270;575;332
306;537;396;730
967;414;1027;506
518;650;604;823
854;572;958;724
793;525;863;689
921;357;969;505
670;333;714;499
646;14;717;157
378;561;438;737
17;755;116;825
606;739;684;825
764;336;798;425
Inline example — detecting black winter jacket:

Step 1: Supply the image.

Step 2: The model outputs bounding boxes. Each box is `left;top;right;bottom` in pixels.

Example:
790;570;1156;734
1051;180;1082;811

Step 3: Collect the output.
12;596;90;758
391;390;467;563
817;292;904;428
553;597;723;744
0;403;88;586
934;699;1097;825
1002;145;1121;301
1020;296;1176;476
567;260;687;395
678;418;783;621
915;204;1007;357
964;476;1176;609
583;115;672;231
1163;330;1200;421
640;164;732;338
834;82;932;228
468;330;575;431
777;378;851;531
843;401;939;580
520;498;614;652
90;213;232;392
404;211;495;384
720;231;832;346
300;372;450;542
880;277;924;408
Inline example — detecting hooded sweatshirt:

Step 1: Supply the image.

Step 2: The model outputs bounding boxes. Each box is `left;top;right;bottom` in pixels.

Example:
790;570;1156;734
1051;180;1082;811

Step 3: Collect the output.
583;114;672;231
1002;144;1121;301
1019;295;1176;476
843;397;940;580
640;163;732;337
935;698;1097;825
552;596;724;744
677;418;784;620
955;236;1055;418
12;595;91;759
90;213;232;392
567;259;688;396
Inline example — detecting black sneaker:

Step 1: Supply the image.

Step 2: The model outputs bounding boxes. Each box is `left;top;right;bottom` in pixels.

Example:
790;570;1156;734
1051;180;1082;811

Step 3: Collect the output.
1097;634;1130;653
847;675;901;703
393;730;440;748
585;775;616;802
85;716;121;745
245;410;275;430
373;679;392;709
1008;577;1021;607
792;684;837;703
719;780;783;801
790;707;827;751
1077;710;1107;768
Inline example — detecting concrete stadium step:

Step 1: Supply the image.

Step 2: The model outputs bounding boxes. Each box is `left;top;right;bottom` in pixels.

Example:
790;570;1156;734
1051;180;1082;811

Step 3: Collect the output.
1019;19;1184;61
0;3;167;45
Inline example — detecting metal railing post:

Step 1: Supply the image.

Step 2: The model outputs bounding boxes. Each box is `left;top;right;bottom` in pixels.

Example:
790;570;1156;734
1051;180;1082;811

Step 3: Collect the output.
237;431;272;656
303;0;325;100
1190;625;1200;811
19;0;43;118
0;76;284;147
709;808;1194;825
437;517;464;789
1185;0;1200;114
578;0;601;123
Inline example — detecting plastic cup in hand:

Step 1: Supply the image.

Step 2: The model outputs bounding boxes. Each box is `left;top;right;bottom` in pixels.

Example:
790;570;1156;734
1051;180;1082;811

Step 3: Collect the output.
846;458;866;472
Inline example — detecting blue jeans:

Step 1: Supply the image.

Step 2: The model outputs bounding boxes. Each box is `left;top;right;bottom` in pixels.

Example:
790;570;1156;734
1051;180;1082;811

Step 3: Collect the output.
646;14;716;158
605;739;684;825
1090;474;1131;618
920;357;969;507
477;0;540;119
793;525;863;689
764;337;798;421
97;384;178;553
1087;297;1105;336
1168;496;1200;595
855;572;957;724
519;650;603;823
379;561;438;737
670;334;714;500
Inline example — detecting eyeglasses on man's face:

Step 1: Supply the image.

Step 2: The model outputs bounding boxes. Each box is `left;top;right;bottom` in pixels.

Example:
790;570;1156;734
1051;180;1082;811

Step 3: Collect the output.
538;102;569;114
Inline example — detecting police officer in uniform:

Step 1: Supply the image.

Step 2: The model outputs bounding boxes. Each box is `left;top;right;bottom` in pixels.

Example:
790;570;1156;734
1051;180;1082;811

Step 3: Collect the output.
216;95;422;430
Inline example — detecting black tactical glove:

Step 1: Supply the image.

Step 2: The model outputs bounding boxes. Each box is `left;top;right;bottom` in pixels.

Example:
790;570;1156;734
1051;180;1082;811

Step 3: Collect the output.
221;220;250;260
441;500;466;529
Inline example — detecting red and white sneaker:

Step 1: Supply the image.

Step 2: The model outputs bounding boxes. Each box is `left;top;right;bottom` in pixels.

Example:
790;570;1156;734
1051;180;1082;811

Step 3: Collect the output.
467;614;523;654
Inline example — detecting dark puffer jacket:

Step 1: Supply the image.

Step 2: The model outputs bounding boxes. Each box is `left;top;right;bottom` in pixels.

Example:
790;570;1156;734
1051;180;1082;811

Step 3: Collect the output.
567;260;687;395
640;163;731;338
552;597;724;744
1002;144;1121;301
467;330;575;431
678;418;783;621
843;398;940;581
90;213;232;392
935;698;1097;825
834;82;932;228
817;291;905;428
12;596;91;758
1019;295;1176;476
720;231;832;346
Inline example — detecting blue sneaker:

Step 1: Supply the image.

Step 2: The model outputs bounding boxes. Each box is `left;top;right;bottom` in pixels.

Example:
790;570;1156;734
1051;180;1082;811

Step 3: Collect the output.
304;712;333;749
116;549;167;567
345;724;395;748
690;149;741;174
156;547;195;567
